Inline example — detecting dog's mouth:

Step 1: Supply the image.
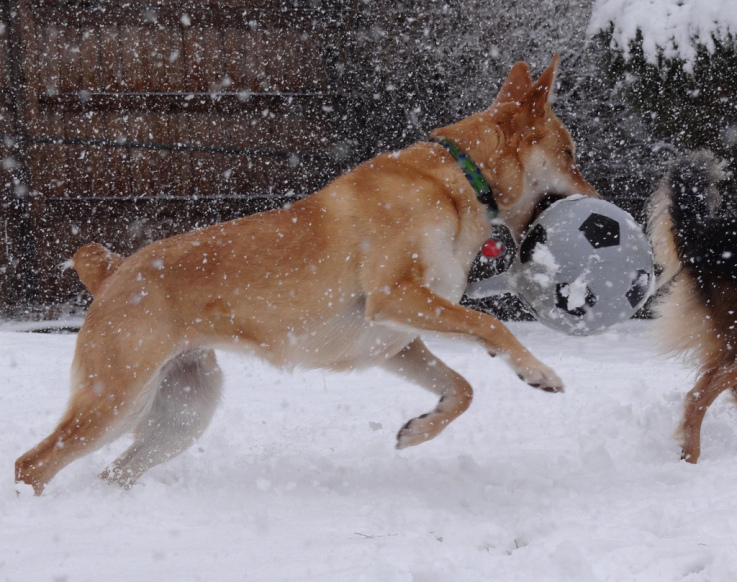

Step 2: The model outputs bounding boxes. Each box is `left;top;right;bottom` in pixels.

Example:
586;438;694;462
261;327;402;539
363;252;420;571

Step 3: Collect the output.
528;193;567;228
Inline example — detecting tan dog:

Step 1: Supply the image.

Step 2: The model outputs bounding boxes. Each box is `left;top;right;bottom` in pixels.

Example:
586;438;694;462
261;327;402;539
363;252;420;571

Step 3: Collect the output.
648;151;737;463
16;55;598;494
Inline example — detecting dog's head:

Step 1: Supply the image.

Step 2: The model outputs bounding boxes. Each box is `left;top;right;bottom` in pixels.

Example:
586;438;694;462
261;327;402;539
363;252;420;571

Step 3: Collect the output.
431;54;599;240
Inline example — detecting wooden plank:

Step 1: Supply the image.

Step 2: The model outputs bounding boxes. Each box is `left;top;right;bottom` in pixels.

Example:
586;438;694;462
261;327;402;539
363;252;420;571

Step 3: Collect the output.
29;0;342;29
158;27;184;92
185;113;223;196
149;112;176;197
136;25;157;92
169;112;194;197
244;30;270;92
220;105;272;149
273;102;337;151
270;31;305;92
63;26;103;197
0;26;9;89
183;27;205;92
40;24;61;97
37;92;340;116
81;25;125;198
78;28;100;91
58;25;81;94
99;26;123;91
120;26;145;91
28;23;67;197
25;117;67;197
86;114;109;196
0;200;8;310
296;29;329;92
65;111;108;196
202;26;225;91
127;113;158;196
102;113;131;197
222;27;247;91
17;5;43;133
210;111;236;195
0;98;11;133
183;27;223;92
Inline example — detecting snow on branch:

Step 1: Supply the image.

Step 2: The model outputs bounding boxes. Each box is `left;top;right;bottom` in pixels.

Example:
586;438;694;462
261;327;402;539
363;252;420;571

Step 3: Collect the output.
588;0;737;67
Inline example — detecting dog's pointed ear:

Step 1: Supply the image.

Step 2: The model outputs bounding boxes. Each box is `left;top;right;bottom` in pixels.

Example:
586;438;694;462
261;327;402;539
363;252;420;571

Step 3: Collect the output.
521;53;560;118
490;61;533;108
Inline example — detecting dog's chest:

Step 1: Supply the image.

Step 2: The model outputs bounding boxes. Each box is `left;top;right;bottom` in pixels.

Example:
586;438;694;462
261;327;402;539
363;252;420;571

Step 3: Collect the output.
422;211;490;303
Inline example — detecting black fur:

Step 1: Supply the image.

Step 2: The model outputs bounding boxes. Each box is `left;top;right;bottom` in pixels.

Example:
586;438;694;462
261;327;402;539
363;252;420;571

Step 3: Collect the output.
667;152;737;285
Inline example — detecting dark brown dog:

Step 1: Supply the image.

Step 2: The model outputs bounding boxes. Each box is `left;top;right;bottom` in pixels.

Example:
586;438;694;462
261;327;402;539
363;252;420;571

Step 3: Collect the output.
648;151;737;463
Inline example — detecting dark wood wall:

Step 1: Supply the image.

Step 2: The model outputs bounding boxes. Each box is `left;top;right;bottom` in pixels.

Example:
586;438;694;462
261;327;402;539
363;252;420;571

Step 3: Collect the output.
1;0;365;316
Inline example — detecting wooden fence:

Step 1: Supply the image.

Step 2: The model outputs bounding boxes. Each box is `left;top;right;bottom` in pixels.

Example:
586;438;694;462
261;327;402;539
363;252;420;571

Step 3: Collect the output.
1;0;377;317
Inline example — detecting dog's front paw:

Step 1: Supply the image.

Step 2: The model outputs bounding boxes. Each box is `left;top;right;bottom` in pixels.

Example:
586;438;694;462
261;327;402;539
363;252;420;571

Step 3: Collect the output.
680;449;699;464
396;413;447;449
675;424;701;463
515;361;564;393
680;443;700;464
15;457;46;496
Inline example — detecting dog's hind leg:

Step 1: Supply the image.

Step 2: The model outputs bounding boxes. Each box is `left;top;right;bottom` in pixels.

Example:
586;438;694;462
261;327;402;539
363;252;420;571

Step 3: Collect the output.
381;338;473;449
100;349;223;489
15;341;172;495
678;366;737;463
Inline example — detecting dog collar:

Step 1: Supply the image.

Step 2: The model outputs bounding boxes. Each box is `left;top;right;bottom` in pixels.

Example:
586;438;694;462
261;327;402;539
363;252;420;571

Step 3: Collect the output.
436;138;499;220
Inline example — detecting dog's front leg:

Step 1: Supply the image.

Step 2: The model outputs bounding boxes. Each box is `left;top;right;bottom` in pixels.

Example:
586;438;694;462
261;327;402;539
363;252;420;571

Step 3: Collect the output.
382;337;473;448
365;281;563;393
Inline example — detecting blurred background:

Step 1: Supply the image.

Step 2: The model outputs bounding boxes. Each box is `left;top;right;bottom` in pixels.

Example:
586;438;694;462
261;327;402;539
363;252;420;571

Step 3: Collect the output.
1;0;735;321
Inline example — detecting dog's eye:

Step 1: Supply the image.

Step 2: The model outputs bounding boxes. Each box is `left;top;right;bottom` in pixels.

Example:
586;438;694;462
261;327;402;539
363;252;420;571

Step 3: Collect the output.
563;147;574;159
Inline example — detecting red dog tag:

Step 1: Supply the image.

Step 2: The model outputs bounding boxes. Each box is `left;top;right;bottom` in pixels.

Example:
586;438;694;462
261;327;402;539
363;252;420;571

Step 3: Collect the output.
481;238;506;258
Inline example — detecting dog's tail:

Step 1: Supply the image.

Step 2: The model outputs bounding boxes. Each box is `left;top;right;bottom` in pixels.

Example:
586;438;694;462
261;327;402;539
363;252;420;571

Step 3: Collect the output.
657;151;737;282
65;243;124;295
667;151;724;252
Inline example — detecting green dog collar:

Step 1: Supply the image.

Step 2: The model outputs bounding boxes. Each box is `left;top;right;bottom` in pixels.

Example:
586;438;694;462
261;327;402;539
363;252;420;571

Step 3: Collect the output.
436;138;499;220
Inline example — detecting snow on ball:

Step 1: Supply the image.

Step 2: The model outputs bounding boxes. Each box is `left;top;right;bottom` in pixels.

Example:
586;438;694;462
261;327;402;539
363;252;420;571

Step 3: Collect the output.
509;195;654;336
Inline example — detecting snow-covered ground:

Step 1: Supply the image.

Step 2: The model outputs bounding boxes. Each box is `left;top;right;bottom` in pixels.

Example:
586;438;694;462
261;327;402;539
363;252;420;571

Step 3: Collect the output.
2;321;737;581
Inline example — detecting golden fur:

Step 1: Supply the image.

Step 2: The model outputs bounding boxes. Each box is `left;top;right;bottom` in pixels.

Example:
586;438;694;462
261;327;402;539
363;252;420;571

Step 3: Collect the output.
16;55;599;494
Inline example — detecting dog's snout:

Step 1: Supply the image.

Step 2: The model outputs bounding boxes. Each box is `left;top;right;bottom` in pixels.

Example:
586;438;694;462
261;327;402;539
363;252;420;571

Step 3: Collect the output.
532;193;567;222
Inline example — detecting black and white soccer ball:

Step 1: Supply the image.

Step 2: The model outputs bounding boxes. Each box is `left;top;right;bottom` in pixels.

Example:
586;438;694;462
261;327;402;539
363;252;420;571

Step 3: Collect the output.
508;195;654;336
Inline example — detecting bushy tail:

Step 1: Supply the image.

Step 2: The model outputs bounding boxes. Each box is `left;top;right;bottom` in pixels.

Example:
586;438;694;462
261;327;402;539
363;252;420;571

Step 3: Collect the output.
67;243;125;295
665;151;737;280
667;151;723;251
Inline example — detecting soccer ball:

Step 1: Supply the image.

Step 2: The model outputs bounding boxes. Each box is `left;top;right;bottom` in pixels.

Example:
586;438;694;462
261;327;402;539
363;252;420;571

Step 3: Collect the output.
508;195;654;335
